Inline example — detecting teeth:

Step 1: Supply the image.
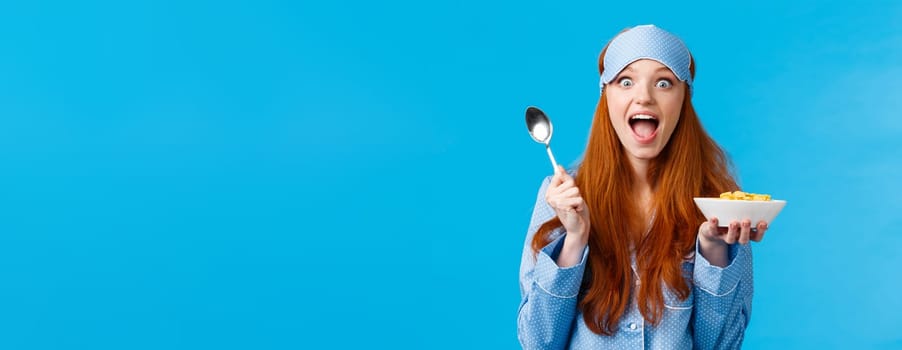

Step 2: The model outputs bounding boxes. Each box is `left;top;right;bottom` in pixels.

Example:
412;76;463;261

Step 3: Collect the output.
630;114;656;120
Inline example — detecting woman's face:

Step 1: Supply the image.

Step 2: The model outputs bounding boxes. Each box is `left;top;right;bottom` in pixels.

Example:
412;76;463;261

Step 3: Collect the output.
606;59;686;164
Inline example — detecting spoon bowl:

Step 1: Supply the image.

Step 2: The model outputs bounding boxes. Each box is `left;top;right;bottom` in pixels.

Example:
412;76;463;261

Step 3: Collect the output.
526;107;553;144
525;106;559;170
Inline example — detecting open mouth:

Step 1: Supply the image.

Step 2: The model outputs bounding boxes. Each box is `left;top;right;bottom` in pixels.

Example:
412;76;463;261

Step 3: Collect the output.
628;114;659;141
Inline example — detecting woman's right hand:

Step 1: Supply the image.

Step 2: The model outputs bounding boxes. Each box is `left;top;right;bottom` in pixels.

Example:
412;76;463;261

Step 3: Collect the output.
545;165;591;244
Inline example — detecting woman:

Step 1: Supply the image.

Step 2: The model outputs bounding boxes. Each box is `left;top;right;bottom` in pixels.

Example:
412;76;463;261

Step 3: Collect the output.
517;25;768;349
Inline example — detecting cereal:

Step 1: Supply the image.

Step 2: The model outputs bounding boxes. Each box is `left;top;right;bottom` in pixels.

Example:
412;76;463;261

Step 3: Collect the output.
719;191;771;201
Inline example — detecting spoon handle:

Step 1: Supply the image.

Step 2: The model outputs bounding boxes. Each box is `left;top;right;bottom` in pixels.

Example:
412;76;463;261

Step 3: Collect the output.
545;145;558;171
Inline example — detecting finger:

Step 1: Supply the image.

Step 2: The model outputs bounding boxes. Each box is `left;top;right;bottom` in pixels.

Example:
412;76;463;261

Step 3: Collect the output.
709;217;729;235
547;194;578;211
547;184;576;205
556;165;571;181
559;186;580;199
700;218;726;240
545;188;561;207
704;221;721;238
724;221;739;244
559;174;575;189
549;175;576;195
752;221;768;242
703;217;717;235
546;177;566;200
545;189;557;204
738;219;752;244
558;197;585;211
549;167;565;187
549;174;563;189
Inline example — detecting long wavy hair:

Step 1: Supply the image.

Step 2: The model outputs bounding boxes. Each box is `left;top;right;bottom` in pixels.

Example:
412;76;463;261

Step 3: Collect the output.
531;39;738;335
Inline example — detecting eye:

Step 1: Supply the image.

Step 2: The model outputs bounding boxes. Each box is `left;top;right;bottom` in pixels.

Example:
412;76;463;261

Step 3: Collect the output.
656;79;673;88
618;77;633;87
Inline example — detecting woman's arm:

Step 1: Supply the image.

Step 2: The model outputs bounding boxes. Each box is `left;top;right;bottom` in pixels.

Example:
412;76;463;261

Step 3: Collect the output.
517;177;587;350
692;217;767;348
691;241;754;350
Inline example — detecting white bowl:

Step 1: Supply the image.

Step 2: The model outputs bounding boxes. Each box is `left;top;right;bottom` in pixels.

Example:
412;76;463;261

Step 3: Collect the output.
693;198;787;227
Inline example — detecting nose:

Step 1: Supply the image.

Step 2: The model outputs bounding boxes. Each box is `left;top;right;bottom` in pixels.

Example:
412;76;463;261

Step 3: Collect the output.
633;84;654;105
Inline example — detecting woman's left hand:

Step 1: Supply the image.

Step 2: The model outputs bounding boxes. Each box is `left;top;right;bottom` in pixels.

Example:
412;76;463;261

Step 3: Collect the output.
698;217;768;245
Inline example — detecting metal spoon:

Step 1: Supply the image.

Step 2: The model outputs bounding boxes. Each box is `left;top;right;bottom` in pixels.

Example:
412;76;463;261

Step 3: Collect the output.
525;106;558;171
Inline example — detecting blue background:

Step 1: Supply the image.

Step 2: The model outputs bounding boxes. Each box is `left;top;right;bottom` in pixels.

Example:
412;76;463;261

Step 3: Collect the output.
0;0;899;349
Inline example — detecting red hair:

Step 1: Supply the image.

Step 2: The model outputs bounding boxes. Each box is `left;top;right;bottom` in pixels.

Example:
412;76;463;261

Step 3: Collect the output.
531;41;737;335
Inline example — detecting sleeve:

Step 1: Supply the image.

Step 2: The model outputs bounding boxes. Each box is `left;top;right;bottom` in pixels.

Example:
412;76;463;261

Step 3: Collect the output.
516;176;589;350
691;240;754;350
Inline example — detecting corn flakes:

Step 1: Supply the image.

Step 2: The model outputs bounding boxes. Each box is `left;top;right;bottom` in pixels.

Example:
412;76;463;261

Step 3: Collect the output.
719;191;771;201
